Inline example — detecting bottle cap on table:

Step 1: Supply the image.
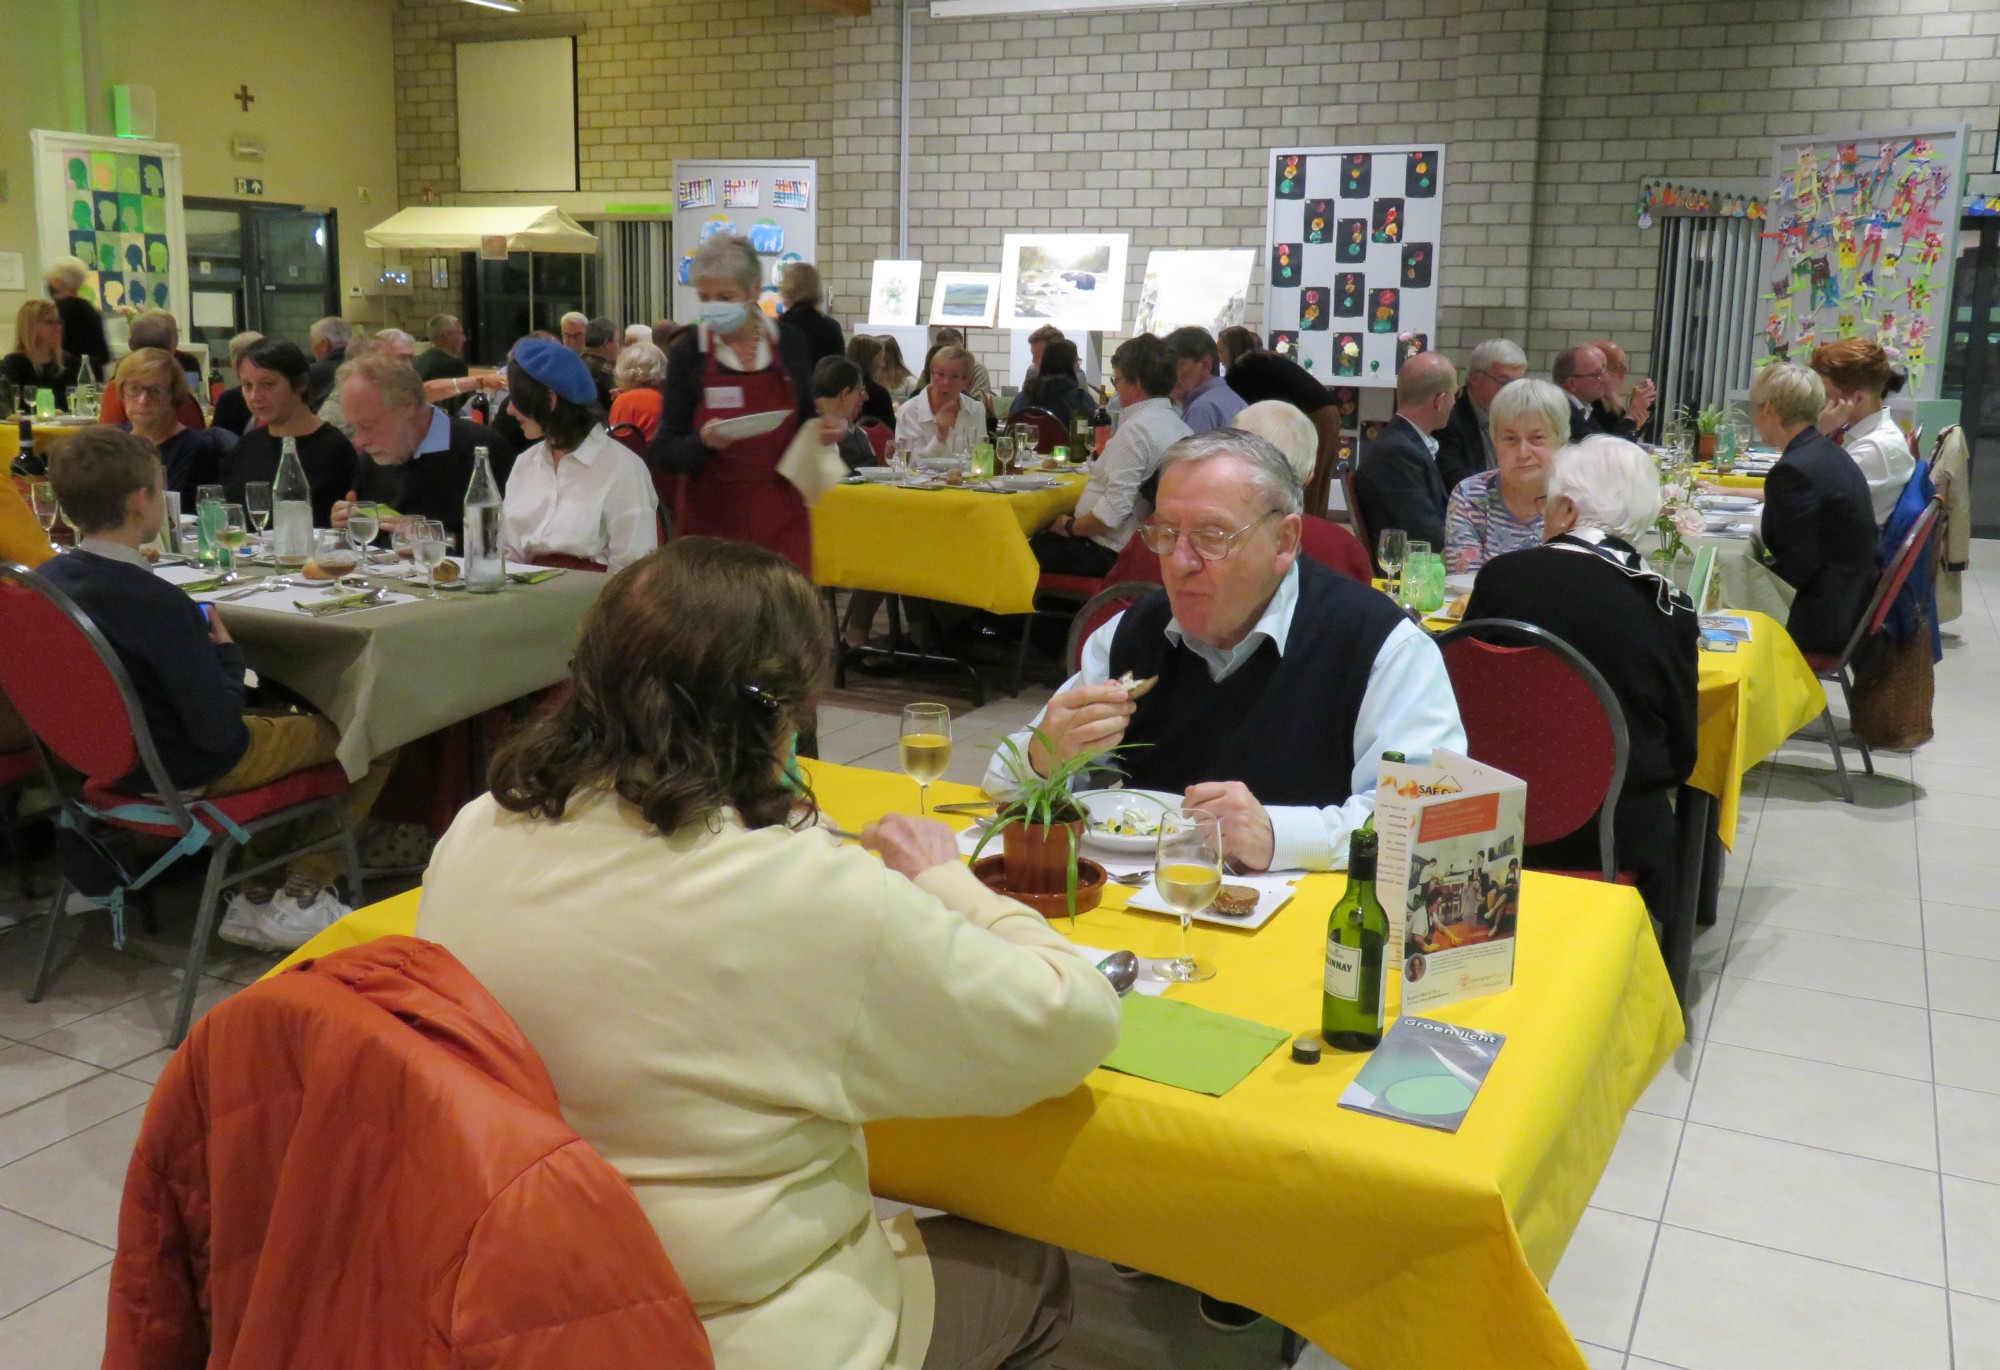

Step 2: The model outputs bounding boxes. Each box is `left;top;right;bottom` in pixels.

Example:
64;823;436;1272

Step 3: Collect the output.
1291;1036;1323;1065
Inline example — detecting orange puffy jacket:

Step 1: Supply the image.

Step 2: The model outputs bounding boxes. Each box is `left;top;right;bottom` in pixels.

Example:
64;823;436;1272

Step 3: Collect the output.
103;936;713;1369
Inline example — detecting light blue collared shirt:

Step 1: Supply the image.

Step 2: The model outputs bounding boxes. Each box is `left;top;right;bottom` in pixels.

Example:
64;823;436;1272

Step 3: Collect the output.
417;404;452;457
1180;373;1248;434
983;562;1467;871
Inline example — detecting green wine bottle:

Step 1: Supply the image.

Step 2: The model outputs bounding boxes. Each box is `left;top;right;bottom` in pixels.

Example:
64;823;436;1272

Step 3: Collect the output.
1322;827;1388;1051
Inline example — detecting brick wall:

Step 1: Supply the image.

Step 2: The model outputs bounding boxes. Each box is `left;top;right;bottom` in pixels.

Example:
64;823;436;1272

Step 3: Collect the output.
390;0;2000;389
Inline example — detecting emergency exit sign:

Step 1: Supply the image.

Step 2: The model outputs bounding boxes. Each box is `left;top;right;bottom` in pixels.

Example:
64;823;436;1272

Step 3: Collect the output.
234;177;264;196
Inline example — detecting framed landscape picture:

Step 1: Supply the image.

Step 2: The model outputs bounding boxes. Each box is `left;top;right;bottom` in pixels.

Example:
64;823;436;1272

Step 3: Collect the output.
997;233;1128;332
928;270;1002;328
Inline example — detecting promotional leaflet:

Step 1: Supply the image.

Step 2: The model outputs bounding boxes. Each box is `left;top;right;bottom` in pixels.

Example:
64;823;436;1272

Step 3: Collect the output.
1339;1015;1505;1133
1372;751;1524;1012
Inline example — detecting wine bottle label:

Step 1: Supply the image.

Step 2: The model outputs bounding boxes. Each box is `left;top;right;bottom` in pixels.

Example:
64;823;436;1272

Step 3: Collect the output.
1324;938;1360;1001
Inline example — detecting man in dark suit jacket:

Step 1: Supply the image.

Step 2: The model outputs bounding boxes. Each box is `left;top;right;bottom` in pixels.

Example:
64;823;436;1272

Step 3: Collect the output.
1354;352;1457;561
1434;338;1528;492
331;353;519;542
1751;364;1881;658
1553;344;1617;443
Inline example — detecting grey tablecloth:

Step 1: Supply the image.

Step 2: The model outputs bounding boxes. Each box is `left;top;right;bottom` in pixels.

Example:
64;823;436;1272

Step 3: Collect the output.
214;571;606;780
1644;530;1797;623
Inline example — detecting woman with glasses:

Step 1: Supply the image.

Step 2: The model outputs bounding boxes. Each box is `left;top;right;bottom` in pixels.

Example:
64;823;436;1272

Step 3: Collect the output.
219;339;358;528
3;300;78;409
113;348;237;503
1029;333;1190;577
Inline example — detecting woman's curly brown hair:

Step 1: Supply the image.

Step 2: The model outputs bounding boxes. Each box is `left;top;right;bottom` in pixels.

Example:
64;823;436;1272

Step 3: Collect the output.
488;537;832;835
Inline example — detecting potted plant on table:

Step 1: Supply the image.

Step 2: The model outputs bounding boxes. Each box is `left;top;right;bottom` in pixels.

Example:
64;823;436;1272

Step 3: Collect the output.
971;727;1119;924
1689;404;1727;460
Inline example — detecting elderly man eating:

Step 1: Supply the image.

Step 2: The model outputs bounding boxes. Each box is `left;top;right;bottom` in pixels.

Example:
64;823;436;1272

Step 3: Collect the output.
986;430;1464;872
331;352;518;539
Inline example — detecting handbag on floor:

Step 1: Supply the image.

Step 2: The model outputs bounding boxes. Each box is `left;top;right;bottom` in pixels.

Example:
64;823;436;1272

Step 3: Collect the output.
1850;606;1935;750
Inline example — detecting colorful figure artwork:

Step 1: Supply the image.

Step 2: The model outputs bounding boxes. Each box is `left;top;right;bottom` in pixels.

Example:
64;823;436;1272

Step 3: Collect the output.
1276;154;1305;200
1369;288;1400;334
1762;134;1960;387
1300;287;1329;331
1305;199;1334;244
1272;242;1300;286
1372;199;1404;244
1334;272;1364;317
1337;218;1368;263
60;145;174;317
1335;334;1364;376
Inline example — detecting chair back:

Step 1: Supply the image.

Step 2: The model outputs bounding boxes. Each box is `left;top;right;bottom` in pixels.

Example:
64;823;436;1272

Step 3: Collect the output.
1007;406;1069;455
1066;581;1163;676
1102;537;1164;586
1336;458;1370;559
529;552;609;573
861;418;894;461
1435;618;1630;876
1821;495;1943;672
606;422;649;458
1299;514;1374;585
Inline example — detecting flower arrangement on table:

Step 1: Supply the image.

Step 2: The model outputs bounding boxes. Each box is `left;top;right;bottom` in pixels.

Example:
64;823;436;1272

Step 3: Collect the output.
1653;468;1707;568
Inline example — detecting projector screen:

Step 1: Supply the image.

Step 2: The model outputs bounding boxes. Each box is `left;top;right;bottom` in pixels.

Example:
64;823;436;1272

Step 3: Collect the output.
456;37;578;193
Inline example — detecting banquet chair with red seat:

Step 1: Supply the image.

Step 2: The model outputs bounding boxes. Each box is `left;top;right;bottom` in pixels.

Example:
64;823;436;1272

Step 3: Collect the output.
528;552;609;573
1007;406;1069;456
0;563;362;1047
1798;494;1943;801
0;746;46;898
861;417;893;461
1336;458;1372;566
1065;581;1165;676
606;422;650;458
1299;514;1374;585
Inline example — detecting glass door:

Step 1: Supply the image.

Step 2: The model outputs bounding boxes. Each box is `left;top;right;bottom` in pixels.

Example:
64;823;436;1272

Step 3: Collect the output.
464;251;594;366
182;198;340;359
1942;217;2000;536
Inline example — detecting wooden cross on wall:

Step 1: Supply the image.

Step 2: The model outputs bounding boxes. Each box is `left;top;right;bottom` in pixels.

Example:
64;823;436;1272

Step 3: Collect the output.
234;85;254;112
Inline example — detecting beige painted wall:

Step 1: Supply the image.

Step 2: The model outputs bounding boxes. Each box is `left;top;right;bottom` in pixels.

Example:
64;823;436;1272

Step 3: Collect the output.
0;0;398;343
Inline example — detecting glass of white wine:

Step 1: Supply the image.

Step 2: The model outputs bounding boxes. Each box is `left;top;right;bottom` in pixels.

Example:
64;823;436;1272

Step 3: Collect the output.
346;500;381;576
214;503;248;572
412;520;449;598
1151;807;1222;984
899;702;952;816
244;481;272;557
1377;527;1408;597
30;480;59;538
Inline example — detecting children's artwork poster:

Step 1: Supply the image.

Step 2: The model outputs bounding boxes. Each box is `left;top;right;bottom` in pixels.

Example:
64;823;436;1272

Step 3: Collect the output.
721;177;759;208
1264;146;1444;392
772;178;810;210
35;132;186;334
1757;127;1966;395
676;177;716;210
671;160;817;323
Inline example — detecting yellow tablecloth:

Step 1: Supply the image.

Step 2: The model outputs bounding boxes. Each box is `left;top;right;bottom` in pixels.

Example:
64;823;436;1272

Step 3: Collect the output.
273;761;1681;1369
0;421;90;465
1689;610;1826;847
1695;463;1767;491
811;474;1086;615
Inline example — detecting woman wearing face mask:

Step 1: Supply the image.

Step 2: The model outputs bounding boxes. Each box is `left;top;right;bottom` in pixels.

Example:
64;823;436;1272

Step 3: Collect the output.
652;235;835;573
1442;377;1566;573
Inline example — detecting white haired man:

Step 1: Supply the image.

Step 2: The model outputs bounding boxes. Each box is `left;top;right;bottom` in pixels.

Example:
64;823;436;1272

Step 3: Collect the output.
414;313;469;386
560;311;589;353
988;428;1463;875
1435;338;1526;491
44;254;110;372
305;316;354;409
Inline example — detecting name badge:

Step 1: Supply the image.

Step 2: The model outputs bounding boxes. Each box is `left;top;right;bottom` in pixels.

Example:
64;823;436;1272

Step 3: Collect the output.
704;386;745;411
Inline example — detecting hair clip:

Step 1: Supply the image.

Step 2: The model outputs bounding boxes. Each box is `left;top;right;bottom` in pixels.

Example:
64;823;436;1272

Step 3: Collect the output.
739;683;783;713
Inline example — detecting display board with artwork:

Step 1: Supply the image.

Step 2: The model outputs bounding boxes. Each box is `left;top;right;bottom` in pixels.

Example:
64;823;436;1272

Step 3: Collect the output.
671;158;818;322
929;271;1001;328
30;129;190;336
1262;145;1445;389
1757;126;1964;397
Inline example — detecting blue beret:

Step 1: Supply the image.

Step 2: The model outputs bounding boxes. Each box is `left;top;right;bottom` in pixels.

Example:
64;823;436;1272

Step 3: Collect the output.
512;337;598;406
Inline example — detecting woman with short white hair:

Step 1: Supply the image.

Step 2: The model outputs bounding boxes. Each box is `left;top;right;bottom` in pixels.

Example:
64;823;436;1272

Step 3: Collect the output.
1443;377;1567;572
43;254;109;373
1462;434;1698;923
1232;399;1375;583
608;340;669;441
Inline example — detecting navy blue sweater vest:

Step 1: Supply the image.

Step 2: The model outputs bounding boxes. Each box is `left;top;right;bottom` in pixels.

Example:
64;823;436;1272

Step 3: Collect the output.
1105;558;1404;805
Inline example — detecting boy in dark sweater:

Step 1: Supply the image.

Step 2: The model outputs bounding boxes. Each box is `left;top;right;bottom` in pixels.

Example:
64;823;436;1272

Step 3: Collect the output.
41;427;393;950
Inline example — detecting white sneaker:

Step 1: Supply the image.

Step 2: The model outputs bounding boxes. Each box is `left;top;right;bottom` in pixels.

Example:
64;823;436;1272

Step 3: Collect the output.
259;888;353;951
63;892;105;915
218;891;281;950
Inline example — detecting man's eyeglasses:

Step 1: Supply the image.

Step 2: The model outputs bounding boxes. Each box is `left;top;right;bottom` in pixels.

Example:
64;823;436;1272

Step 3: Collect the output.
1137;510;1280;562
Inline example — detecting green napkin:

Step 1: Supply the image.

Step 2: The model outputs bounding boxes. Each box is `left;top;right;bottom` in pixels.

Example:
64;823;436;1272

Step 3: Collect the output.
507;568;564;584
180;578;222;593
1101;996;1289;1096
294;591;377;616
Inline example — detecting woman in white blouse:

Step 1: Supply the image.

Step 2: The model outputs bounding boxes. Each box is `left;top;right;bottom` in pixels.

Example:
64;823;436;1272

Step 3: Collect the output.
893;345;985;459
499;337;658;573
415;537;1119;1370
1811;336;1915;526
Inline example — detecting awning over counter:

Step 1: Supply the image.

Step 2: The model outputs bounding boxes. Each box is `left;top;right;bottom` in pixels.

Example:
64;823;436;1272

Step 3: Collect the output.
361;205;598;253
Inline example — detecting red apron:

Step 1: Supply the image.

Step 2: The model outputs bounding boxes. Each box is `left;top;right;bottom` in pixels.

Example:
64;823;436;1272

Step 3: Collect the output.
682;330;810;573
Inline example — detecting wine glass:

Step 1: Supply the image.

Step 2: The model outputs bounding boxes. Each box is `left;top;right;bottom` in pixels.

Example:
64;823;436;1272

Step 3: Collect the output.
899;702;952;816
390;515;417;564
213;503;248;572
346;500;381;568
30;480;59;536
1377;527;1408;595
313;527;360;585
244;481;272;556
412;520;448;598
1014;424;1038;469
1151;807;1222;984
995;432;1016;475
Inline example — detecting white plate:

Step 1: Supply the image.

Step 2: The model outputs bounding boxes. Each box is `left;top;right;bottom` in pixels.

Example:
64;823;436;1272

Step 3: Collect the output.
856;467;903;482
995;474;1059;491
705;409;792;441
1125;871;1298;931
1077;788;1181;854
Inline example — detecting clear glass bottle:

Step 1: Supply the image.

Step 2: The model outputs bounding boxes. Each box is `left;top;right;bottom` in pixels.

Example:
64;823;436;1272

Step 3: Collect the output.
272;437;313;566
462;445;505;593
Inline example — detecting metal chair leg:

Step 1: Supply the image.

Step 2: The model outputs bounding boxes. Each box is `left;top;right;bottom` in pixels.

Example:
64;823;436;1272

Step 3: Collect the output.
1008;614;1034;697
0;792;34;899
1818;705;1855;803
1836;667;1874;776
338;819;366;910
169;841;237;1048
28;874;71;1003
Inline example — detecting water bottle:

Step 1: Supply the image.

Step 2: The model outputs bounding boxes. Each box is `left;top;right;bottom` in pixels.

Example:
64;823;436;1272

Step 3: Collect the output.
272;436;313;566
463;445;505;593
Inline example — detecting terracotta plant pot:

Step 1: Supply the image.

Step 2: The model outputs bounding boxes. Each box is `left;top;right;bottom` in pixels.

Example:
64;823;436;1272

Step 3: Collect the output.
1696;433;1718;459
1000;816;1085;894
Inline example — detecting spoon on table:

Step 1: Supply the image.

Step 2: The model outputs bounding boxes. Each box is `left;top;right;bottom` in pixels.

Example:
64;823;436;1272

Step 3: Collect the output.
1095;949;1139;996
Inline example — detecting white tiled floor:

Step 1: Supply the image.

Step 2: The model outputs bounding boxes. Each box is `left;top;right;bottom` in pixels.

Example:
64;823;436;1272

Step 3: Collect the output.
2;544;1998;1367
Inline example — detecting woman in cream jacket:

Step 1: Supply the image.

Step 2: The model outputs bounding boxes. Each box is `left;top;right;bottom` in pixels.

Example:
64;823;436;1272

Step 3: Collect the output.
416;536;1120;1370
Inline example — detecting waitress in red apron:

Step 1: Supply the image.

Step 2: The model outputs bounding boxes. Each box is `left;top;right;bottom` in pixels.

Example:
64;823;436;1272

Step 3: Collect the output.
652;235;840;574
